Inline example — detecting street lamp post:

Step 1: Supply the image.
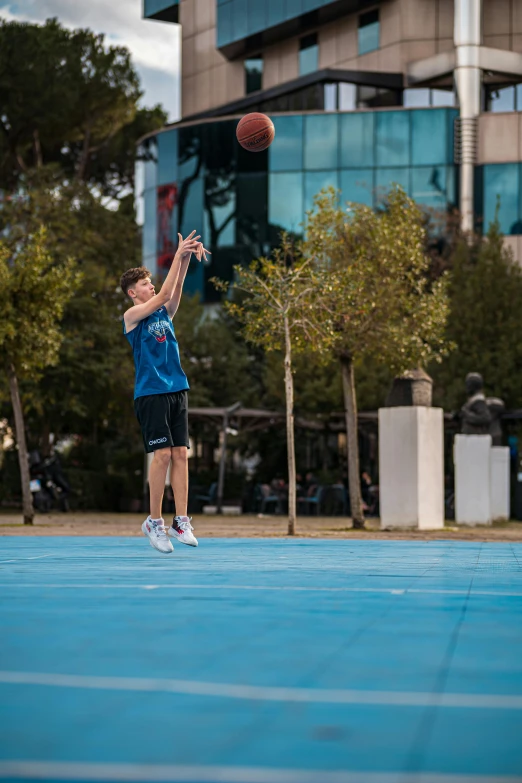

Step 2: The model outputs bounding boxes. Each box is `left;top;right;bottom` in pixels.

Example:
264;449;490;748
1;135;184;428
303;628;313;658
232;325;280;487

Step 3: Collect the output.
216;401;242;514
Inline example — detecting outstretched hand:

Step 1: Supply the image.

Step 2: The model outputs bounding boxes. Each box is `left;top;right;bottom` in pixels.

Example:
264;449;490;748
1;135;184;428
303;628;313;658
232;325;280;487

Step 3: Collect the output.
195;241;211;263
177;231;201;259
176;231;211;263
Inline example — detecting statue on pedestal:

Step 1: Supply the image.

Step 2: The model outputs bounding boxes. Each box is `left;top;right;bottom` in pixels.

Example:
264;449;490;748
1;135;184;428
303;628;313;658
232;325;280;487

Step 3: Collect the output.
460;372;505;446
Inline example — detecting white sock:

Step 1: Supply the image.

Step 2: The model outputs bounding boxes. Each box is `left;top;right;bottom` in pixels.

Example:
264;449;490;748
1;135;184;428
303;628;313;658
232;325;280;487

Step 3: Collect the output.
150;517;164;524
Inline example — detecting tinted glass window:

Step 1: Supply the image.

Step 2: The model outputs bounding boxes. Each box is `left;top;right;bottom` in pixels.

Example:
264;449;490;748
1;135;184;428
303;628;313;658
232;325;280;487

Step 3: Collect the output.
299;33;318;76
375;168;410;202
203;172;236;248
135;158;145;198
305;170;339;214
403;89;431;108
339;83;357;111
267;0;281;26
183;258;205;297
304;114;339;170
245;56;263;94
517;84;522;111
232;0;249;41
432;89;456;107
143;188;158;267
269;116;303;171
358;10;379;55
268;172;304;234
157;131;178;186
484;164;519;234
410;166;450;211
236;173;268;260
340;112;375;168
269;172;304;236
179;177;203;239
376;111;410;167
179;127;202;181
217;0;233;46
286;0;302;21
143;138;158;191
411;110;447;166
341;169;374;207
487;86;516;113
248;0;266;34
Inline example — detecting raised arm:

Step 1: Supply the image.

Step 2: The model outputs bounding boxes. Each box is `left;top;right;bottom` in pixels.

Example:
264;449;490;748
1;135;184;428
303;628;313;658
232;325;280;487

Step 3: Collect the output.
124;232;201;330
165;240;211;318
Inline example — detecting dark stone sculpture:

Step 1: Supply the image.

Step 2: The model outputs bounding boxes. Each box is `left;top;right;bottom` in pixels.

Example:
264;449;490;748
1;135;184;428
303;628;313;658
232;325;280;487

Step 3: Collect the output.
460;372;505;445
386;369;433;407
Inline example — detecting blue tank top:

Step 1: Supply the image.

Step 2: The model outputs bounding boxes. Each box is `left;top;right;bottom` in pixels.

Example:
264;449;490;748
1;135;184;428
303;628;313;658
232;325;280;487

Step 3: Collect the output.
123;305;189;400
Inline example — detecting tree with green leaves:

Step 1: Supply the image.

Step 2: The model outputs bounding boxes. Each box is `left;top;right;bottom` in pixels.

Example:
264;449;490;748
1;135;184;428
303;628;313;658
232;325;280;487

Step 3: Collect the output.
0;17;166;197
0;172;139;449
173;295;261;409
430;218;522;411
214;239;334;535
0;230;81;524
305;187;450;528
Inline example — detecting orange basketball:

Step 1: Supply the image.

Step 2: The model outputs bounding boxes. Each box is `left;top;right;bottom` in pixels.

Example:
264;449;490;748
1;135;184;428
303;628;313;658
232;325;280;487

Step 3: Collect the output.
236;112;275;152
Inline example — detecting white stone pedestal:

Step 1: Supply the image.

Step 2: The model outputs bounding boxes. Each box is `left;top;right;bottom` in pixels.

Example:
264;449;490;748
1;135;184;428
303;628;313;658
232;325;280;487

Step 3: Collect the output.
454;434;492;525
379;406;444;529
490;446;510;521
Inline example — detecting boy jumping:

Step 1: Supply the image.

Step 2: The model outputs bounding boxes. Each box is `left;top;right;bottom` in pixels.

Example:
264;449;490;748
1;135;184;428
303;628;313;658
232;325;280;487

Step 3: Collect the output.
121;231;210;554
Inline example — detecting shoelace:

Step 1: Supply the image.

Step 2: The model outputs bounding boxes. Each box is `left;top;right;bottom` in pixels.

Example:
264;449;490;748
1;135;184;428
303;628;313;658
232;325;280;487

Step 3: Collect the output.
152;521;168;540
177;519;193;532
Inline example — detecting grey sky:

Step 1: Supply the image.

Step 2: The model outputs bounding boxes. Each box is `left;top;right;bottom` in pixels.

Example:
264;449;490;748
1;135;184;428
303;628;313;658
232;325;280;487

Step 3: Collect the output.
0;0;181;120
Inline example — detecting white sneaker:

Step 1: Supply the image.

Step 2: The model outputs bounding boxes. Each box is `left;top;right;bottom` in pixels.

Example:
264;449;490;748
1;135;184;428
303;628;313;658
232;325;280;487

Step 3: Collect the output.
168;516;198;547
141;517;174;554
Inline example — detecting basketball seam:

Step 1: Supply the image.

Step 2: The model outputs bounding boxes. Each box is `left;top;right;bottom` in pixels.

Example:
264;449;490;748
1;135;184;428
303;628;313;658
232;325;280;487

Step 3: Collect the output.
238;128;274;144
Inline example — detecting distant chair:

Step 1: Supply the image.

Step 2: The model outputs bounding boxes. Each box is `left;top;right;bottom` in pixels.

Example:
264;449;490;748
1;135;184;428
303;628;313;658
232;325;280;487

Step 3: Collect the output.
259;484;284;514
194;482;217;511
323;484;348;516
298;485;324;516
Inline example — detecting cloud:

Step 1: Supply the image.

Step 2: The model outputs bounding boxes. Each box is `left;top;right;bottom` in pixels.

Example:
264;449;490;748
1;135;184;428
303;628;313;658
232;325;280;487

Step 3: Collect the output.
0;0;180;119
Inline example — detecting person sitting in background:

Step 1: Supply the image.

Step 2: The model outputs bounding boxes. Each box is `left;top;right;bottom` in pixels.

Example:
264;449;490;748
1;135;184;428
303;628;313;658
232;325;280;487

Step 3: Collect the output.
361;471;372;509
304;471;318;496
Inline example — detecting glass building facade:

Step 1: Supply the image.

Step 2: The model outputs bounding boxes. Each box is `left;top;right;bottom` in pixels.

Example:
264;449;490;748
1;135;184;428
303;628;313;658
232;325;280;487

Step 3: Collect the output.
481;164;522;235
217;0;341;49
137;107;459;302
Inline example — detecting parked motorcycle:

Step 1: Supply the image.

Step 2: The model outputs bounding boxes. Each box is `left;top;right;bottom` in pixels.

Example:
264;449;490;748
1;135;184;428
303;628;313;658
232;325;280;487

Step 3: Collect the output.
29;451;70;513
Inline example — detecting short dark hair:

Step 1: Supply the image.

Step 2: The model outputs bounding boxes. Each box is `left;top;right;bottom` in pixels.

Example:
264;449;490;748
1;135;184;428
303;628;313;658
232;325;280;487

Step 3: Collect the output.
120;267;152;297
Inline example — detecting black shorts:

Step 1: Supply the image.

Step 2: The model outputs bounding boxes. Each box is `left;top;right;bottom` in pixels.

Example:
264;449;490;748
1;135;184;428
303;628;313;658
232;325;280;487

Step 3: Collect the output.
134;391;189;453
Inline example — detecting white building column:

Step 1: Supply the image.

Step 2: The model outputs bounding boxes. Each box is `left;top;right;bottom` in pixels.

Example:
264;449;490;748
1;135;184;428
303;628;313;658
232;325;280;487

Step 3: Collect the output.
490;446;510;521
454;434;491;524
379;407;444;530
454;0;482;234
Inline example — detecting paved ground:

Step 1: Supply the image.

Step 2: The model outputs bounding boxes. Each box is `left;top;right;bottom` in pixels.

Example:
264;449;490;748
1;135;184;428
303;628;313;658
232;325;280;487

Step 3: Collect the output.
2;512;522;541
0;536;521;782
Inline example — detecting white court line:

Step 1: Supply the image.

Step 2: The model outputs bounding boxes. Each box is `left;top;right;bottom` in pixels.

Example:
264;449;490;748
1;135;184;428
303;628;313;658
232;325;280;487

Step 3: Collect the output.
0;554;54;564
3;583;522;598
0;670;521;710
0;760;520;783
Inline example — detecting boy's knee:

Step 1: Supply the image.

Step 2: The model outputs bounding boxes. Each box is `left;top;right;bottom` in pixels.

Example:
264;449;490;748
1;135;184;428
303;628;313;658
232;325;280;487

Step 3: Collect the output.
152;447;172;465
171;446;188;463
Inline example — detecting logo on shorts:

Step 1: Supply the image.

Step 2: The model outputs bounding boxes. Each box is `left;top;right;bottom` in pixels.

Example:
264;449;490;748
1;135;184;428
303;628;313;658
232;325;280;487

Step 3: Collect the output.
148;319;171;343
149;437;168;446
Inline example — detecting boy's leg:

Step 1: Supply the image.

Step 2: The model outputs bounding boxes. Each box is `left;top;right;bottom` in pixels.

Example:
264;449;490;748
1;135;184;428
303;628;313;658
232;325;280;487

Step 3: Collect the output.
149;447;172;519
169;446;198;547
170;446;188;516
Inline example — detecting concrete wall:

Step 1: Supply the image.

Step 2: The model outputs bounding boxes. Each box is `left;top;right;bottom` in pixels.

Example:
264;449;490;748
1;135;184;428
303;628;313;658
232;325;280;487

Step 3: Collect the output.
477;112;522;164
179;0;243;117
178;0;522;118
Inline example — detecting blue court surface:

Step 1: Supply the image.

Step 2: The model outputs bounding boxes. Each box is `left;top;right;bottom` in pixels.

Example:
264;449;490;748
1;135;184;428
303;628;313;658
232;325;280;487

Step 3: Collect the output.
1;537;522;783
